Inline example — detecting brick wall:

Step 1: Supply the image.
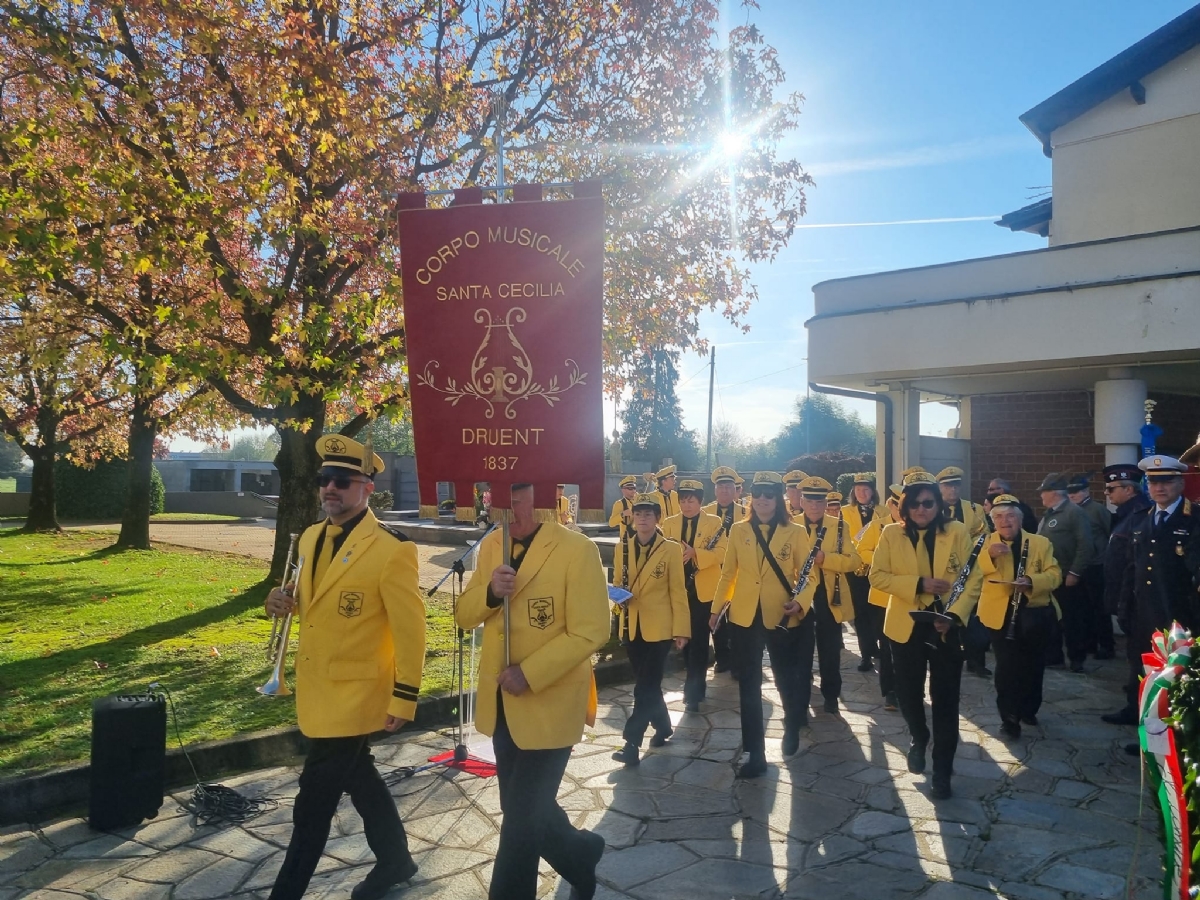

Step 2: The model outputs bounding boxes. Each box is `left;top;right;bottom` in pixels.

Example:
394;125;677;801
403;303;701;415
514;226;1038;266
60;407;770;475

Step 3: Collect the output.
969;390;1200;506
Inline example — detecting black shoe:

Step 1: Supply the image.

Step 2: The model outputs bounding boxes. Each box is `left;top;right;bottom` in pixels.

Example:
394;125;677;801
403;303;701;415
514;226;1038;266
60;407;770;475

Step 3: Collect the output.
1000;720;1021;741
737;755;767;779
567;830;606;900
856;658;874;672
1020;714;1039;727
649;726;673;747
1102;706;1138;726
1095;648;1116;660
1124;742;1141;757
930;774;952;800
684;701;700;713
823;698;841;716
351;858;418;900
883;693;898;712
713;661;730;673
906;743;926;774
782;729;800;757
612;742;640;766
966;662;992;678
1069;660;1085;674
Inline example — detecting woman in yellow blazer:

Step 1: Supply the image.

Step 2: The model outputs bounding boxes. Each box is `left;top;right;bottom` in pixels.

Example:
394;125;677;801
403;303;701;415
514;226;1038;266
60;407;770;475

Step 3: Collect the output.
662;480;728;712
608;476;638;537
611;493;690;766
977;494;1062;740
856;488;902;709
711;472;810;778
842;475;883;672
869;472;983;801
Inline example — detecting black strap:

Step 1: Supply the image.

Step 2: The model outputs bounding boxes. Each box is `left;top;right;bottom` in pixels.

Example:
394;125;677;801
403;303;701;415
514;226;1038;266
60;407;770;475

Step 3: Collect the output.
751;523;793;596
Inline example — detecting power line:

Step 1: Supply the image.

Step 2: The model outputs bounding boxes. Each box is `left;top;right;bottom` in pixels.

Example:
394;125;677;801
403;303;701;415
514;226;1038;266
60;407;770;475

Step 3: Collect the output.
725;362;807;388
677;360;711;389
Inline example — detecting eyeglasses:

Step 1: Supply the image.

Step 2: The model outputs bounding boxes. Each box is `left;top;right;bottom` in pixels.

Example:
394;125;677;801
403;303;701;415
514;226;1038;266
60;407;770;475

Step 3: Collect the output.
1103;484;1131;493
908;499;938;510
315;472;365;490
750;487;777;499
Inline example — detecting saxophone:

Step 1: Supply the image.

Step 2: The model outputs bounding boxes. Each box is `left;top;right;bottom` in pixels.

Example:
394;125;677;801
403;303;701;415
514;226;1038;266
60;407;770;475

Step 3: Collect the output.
1004;538;1030;641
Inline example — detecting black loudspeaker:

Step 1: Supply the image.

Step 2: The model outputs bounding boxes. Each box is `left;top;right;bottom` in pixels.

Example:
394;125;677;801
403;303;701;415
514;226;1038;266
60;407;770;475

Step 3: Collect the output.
89;694;167;830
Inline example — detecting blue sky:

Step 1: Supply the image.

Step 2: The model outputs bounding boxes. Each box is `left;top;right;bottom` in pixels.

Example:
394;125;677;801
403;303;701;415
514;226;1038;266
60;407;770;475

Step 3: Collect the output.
627;0;1198;446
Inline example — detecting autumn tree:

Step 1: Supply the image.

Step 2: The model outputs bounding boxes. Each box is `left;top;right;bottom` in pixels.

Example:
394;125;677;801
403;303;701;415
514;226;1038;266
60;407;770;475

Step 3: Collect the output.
3;0;809;573
619;348;700;471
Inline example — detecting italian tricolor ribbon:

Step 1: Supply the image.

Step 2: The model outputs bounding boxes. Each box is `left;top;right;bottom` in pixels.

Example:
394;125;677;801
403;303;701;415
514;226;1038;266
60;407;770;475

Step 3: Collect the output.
1139;622;1194;900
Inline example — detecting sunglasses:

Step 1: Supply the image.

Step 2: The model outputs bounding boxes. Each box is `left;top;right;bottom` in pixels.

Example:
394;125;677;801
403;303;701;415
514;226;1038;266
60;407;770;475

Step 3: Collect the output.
315;472;365;490
1103;485;1127;493
908;499;938;510
750;487;777;498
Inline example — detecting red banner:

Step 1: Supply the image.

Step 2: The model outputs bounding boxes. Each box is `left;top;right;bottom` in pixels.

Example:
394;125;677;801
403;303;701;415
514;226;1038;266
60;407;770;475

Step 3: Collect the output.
398;188;605;518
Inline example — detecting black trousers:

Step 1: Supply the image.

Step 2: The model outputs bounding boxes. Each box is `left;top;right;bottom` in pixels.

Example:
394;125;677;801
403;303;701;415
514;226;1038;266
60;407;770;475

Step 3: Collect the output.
683;590;712;704
731;608;809;758
1084;565;1113;653
713;616;733;668
1048;581;1091;665
990;605;1051;724
490;696;594;900
623;634;672;744
269;736;411;900
890;624;963;778
847;573;879;660
805;594;843;703
964;613;990;670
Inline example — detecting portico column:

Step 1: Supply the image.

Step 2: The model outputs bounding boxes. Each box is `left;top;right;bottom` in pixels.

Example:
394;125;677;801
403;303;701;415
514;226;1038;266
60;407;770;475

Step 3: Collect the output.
1094;370;1145;465
880;386;922;482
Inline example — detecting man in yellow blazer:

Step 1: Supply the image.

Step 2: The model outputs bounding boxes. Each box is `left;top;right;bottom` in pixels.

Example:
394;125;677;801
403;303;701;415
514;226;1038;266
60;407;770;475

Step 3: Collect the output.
265;435;425;900
868;471;984;800
703;466;746;673
456;483;609;900
792;476;863;716
663;479;726;711
855;486;902;710
655;464;680;518
712;472;810;775
608;475;638;537
783;469;809;519
937;466;987;538
977;495;1062;739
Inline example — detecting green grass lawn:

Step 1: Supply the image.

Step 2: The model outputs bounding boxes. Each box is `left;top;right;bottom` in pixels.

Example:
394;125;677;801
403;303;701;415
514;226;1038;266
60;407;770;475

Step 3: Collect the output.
0;478;15;493
0;532;458;776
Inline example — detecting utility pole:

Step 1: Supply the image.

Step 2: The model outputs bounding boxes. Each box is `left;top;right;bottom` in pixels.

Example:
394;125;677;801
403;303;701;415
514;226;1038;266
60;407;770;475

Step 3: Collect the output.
705;346;716;471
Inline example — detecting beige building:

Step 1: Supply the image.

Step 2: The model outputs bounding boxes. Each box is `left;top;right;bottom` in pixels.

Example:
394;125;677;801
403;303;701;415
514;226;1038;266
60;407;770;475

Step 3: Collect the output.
806;5;1200;502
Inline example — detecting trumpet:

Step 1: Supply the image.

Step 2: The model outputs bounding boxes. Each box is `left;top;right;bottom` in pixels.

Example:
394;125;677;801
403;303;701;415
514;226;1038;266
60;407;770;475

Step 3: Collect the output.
259;532;302;697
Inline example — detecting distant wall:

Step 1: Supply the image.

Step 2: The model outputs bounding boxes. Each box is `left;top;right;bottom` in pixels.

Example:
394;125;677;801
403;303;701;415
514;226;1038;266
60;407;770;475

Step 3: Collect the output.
0;494;29;516
163;492;277;518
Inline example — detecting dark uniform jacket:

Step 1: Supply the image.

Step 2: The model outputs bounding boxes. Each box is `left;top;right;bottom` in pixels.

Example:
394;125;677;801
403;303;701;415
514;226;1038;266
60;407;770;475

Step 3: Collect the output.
1076;496;1112;567
1037;500;1093;577
1103;492;1152;617
1118;499;1200;641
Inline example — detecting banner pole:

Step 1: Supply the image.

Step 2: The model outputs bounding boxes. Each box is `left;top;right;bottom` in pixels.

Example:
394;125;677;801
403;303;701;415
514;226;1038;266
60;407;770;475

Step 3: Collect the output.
501;518;511;668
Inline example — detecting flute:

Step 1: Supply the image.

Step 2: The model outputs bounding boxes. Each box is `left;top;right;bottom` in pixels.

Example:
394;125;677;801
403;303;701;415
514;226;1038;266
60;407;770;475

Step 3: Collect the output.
1004;538;1030;641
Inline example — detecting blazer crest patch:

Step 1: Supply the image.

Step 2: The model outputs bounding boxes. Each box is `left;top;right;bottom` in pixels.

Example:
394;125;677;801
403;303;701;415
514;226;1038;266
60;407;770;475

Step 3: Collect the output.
777;543;793;561
338;591;364;618
946;552;960;573
651;560;668;579
528;596;555;630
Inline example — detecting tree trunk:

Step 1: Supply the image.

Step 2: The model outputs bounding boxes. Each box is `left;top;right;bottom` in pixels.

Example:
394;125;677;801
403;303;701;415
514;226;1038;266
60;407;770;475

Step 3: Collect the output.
23;411;60;532
271;397;325;579
116;398;157;550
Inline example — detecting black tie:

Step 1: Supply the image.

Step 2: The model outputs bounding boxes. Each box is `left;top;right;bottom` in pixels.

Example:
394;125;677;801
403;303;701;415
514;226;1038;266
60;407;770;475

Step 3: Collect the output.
1156;510;1168;531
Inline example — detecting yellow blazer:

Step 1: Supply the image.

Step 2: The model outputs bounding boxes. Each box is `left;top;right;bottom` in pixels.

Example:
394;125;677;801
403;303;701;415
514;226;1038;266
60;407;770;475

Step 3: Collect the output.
855;515;896;608
457;523;610;750
794;514;863;624
713;519;811;628
657;488;680;518
702;500;748;526
294;510;426;738
609;497;633;530
613;535;691;641
947;498;988;538
842;503;884;547
662;511;728;603
976;531;1062;630
868;520;982;644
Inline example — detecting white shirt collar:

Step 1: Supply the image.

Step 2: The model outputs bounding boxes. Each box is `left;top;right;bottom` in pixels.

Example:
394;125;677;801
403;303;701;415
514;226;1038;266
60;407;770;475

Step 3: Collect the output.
1156;496;1184;517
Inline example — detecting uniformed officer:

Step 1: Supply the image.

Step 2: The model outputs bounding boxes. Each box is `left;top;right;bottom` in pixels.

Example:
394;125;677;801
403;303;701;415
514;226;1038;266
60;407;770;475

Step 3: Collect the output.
1037;473;1094;672
457;483;610;900
977;495;1062;740
842;474;883;672
663;479;727;711
655;465;680;518
609;475;638;538
869;471;983;800
858;485;903;710
1099;463;1153;727
265;436;426;900
703;466;744;674
793;476;862;716
1067;473;1114;660
611;493;690;766
711;472;810;778
783;469;809;519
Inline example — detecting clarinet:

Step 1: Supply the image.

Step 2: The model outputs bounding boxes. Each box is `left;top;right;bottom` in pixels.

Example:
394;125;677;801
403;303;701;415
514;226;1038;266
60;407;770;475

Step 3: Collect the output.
1004;538;1030;641
778;524;827;628
830;519;845;607
620;534;631;643
705;506;733;551
941;531;990;618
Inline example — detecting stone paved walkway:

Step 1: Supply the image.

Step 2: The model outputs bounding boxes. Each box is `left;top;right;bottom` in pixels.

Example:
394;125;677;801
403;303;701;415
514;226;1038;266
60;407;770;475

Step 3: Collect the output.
1;641;1161;899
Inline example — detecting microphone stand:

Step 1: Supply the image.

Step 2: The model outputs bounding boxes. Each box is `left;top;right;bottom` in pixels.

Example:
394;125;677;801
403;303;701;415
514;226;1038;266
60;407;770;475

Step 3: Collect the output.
425;521;499;763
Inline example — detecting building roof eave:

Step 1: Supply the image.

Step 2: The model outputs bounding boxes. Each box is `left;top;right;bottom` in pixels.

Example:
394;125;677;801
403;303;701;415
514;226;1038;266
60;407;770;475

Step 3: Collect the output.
995;197;1052;237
